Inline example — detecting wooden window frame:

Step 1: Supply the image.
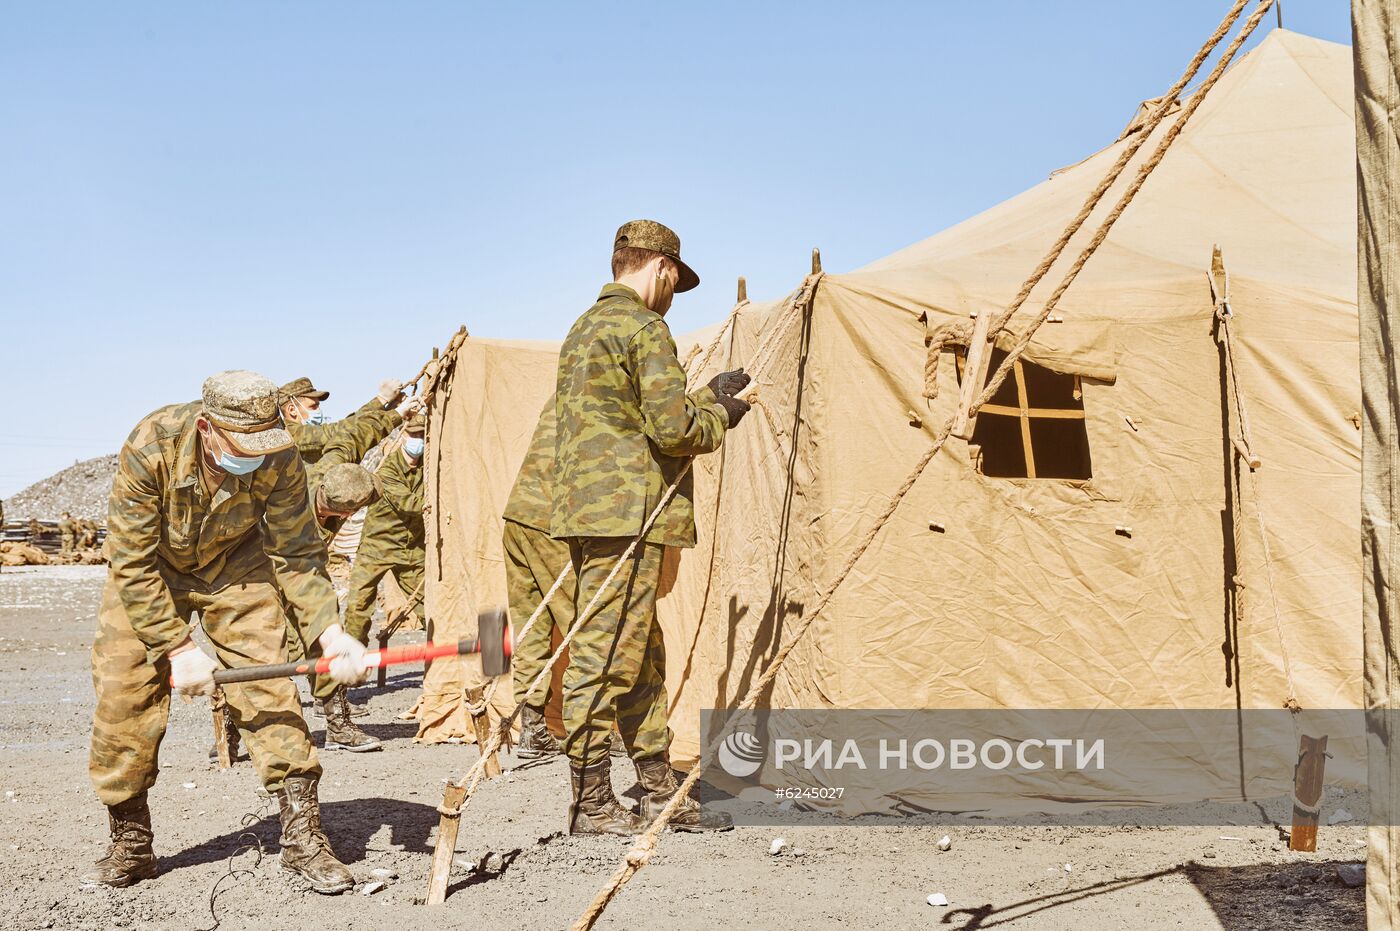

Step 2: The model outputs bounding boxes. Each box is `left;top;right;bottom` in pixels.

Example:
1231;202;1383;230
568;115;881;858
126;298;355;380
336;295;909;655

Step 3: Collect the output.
956;353;1087;479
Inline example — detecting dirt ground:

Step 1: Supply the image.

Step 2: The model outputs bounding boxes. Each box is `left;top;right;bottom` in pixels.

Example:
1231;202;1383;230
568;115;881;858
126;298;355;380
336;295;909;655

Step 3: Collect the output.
0;565;1369;931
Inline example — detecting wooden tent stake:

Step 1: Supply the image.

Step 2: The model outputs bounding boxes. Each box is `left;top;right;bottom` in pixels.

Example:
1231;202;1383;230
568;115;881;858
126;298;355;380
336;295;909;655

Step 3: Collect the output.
211;688;232;770
1288;733;1327;852
467;686;501;778
425;781;467;905
737;276;747;303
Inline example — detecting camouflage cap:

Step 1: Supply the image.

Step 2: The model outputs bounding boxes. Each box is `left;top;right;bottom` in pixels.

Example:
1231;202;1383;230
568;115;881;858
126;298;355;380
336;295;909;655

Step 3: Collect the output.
319;463;378;512
278;376;330;403
201;370;294;455
613;219;699;293
403;413;427;437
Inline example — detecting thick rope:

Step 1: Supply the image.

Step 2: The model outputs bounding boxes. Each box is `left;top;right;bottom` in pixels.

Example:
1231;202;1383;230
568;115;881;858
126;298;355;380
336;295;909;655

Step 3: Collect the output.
570;6;1273;927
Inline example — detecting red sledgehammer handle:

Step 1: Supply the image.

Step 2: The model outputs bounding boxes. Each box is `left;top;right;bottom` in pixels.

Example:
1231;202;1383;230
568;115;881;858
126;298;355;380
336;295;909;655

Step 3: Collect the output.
170;638;508;686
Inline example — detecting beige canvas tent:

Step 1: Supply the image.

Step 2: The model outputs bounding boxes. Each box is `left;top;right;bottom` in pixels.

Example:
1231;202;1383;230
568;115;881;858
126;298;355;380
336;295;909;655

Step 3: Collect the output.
418;30;1363;807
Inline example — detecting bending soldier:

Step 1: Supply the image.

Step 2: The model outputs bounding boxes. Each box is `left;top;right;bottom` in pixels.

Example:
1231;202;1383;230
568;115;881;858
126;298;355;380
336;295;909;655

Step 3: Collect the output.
86;370;368;894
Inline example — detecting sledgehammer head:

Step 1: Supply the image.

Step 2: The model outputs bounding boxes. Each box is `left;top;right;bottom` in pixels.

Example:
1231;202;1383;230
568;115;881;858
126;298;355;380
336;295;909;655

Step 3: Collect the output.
477;607;512;677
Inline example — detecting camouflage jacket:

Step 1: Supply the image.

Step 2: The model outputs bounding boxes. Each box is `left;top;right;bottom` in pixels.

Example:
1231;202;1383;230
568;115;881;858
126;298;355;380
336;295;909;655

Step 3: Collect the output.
357;446;424;565
59;518;76;537
288;396;398;464
302;408;402;544
106;401;338;663
502;396;556;535
552;283;728;547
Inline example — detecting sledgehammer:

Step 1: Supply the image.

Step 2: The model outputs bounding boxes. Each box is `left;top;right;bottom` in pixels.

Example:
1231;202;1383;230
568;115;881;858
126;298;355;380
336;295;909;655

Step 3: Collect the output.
177;608;513;685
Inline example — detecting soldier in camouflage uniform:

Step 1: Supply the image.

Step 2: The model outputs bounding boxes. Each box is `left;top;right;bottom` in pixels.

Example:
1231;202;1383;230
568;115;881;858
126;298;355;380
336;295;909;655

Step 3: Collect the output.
86;370;370;894
337;416;426;714
502;396;573;759
59;511;77;555
553;220;751;835
279;376;413;465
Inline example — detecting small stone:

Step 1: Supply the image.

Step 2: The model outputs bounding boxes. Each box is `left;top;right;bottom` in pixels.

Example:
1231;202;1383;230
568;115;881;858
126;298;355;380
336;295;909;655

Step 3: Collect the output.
1336;864;1365;888
1063;863;1073;872
791;847;805;858
360;881;385;896
454;858;475;872
1327;808;1354;825
1296;866;1322;882
927;893;949;907
370;867;398;881
770;838;787;855
936;835;952;852
182;782;196;789
1203;852;1216;859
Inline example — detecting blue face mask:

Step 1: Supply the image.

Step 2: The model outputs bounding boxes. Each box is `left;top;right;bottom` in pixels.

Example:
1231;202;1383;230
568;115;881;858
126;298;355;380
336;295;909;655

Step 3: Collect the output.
403;437;425;458
217;451;266;475
304;408;329;426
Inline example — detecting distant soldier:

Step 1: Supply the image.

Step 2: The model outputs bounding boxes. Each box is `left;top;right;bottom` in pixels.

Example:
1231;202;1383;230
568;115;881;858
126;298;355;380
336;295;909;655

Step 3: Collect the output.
552;220;750;834
59;511;76;554
78;518;99;550
281;397;421;753
86;370;367;893
502;397;573;759
279;376;412;465
335;418;427;744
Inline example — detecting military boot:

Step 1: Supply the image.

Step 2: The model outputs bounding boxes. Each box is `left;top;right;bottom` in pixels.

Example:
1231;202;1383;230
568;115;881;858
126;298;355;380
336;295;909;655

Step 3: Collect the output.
634;755;733;832
515;705;561;760
81;794;158;887
274;775;354;894
567;760;645;836
322;687;382;752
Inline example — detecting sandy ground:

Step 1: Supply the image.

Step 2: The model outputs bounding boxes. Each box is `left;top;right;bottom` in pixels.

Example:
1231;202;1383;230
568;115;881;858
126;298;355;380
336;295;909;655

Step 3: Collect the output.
0;565;1369;931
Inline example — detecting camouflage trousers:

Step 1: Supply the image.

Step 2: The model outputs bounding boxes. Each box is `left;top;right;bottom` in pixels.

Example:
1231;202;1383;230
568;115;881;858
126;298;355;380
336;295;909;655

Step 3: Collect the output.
284;553;351;665
315;556;424;702
90;573;320;807
60;532;75;554
503;519;575;710
562;537;670;767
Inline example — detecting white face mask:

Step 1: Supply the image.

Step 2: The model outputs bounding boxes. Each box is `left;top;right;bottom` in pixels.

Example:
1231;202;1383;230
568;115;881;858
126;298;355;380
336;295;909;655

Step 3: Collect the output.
298;399;328;426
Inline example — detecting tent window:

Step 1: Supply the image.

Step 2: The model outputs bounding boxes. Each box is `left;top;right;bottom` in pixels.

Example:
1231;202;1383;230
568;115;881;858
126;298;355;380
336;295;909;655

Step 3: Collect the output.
956;348;1092;480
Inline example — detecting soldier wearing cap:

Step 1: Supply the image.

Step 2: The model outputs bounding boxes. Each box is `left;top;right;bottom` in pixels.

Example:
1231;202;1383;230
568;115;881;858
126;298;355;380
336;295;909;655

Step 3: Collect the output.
336;415;427;729
86;370;368;893
551;220;751;835
279;375;417;465
59;511;77;555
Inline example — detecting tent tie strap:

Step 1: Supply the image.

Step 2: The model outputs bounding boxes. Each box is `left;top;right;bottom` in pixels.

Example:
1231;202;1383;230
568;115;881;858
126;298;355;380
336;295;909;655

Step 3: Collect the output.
570;3;1281;929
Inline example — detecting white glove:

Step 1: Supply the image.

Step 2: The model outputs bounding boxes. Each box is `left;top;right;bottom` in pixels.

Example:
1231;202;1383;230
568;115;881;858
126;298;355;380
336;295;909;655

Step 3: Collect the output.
320;629;369;685
378;379;404;406
395;395;424;419
170;645;217;698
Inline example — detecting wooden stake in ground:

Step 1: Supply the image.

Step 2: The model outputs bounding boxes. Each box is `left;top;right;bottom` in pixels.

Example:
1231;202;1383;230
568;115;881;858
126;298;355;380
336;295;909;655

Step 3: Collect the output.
210;688;232;770
425;781;467;905
1288;733;1327;852
466;685;501;778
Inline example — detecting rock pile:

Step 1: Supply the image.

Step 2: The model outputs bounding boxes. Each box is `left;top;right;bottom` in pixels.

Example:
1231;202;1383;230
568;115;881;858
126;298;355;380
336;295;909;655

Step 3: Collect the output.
3;454;117;522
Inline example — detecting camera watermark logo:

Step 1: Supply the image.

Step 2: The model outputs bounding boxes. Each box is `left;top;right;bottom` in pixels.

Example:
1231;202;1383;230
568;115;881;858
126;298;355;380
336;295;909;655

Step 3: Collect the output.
717;728;765;777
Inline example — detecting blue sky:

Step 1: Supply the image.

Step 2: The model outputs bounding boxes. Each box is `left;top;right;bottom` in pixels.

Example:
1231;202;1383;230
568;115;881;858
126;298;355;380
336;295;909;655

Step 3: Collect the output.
0;1;1350;498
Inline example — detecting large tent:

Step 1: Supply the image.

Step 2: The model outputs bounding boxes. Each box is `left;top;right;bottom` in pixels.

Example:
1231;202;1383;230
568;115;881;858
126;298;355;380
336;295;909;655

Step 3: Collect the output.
417;29;1362;807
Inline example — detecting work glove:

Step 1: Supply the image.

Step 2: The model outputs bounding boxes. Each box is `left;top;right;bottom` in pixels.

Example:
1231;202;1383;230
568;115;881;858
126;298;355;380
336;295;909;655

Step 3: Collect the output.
319;626;369;685
716;393;751;429
378;378;405;407
169;644;218;699
395;395;424;419
707;368;751;398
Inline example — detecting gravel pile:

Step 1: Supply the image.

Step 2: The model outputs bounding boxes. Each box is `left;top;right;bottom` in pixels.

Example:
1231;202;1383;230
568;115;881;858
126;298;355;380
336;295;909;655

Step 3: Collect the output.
4;454;117;522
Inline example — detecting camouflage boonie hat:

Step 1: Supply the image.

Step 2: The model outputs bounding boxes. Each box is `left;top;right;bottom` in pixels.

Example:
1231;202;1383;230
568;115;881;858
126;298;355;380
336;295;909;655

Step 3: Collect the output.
278;376;330;404
201;370;293;455
613;219;699;293
319;463;378;512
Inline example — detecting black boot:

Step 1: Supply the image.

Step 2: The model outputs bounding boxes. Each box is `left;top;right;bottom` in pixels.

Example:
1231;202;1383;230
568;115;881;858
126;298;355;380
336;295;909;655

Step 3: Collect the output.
81;794;159;887
322;687;382;752
274;775;354;894
515;705;561;760
567;760;645;836
634;755;733;832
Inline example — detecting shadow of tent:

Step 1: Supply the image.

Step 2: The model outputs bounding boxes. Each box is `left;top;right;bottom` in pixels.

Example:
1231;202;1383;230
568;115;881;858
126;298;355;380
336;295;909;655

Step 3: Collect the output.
159;796;444;873
935;860;1366;930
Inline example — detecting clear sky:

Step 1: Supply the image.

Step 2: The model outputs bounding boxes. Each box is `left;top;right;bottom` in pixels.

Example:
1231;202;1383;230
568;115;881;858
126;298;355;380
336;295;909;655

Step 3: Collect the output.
0;1;1351;498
